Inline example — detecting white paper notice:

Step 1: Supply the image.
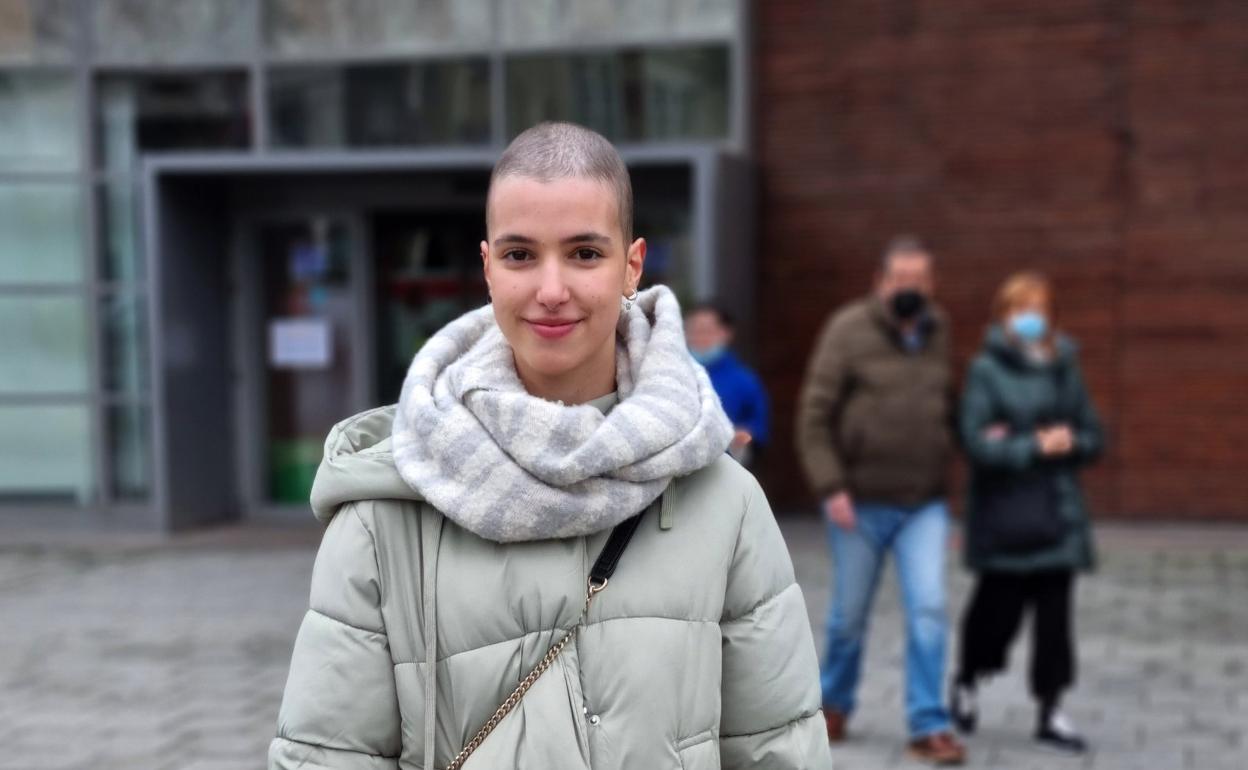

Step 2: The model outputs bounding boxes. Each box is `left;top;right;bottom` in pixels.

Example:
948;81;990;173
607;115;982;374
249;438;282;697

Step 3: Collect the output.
269;317;332;369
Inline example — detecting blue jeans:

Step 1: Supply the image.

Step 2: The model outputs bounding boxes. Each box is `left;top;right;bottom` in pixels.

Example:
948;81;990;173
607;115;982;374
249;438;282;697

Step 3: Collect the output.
821;499;952;738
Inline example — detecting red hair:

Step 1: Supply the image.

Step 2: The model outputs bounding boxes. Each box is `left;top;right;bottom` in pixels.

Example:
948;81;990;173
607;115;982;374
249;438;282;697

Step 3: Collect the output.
992;271;1057;348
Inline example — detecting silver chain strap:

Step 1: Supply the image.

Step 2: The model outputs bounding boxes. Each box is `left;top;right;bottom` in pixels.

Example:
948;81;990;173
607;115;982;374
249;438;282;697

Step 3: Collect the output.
443;578;608;770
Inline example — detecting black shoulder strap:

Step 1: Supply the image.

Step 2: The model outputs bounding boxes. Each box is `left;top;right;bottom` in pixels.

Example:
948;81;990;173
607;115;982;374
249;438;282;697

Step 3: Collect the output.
589;512;644;587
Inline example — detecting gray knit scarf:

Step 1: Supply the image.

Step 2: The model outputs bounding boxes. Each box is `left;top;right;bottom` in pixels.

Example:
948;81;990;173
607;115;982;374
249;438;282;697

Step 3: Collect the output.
391;285;732;542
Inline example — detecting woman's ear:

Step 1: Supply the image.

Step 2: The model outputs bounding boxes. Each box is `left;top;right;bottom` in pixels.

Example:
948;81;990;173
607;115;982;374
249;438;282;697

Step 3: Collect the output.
625;237;647;293
480;240;492;295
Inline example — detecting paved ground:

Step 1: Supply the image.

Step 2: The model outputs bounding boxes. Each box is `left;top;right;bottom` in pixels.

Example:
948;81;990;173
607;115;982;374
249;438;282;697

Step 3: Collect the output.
789;518;1248;770
0;519;1245;770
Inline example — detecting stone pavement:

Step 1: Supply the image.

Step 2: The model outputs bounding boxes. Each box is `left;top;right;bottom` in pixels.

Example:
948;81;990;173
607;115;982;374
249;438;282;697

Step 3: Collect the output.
789;518;1248;770
0;519;1245;770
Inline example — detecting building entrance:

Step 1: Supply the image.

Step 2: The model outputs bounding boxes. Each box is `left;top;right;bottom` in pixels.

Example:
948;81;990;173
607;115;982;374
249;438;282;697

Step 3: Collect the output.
235;207;490;511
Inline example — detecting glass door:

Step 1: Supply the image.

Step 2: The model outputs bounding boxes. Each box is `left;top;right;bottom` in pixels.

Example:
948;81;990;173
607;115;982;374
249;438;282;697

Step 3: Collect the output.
245;215;360;507
372;210;488;403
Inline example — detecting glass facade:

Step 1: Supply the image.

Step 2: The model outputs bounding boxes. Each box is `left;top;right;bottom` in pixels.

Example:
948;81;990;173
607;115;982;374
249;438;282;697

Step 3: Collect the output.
0;405;93;504
99;179;140;283
506;46;730;141
0;295;89;395
0;0;743;520
0;71;78;171
269;60;491;148
0;58;94;505
107;402;150;501
633;165;695;301
101;292;148;396
0;182;85;284
97;73;252;173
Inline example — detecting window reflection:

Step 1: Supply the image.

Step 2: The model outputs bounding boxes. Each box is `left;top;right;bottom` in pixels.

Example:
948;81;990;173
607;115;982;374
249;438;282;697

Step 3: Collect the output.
0;71;78;172
99;180;142;283
0;295;89;395
507;46;729;142
0;405;93;504
97;72;251;172
0;182;84;285
102;292;148;396
373;209;489;401
269;61;490;148
633;165;695;300
108;402;150;501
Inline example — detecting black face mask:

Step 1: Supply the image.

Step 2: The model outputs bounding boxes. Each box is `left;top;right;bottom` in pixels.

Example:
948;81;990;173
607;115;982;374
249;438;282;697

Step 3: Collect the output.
890;289;927;320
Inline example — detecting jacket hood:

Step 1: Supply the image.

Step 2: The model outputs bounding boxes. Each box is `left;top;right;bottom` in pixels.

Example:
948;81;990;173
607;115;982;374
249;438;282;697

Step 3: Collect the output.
309;405;422;523
984;324;1077;369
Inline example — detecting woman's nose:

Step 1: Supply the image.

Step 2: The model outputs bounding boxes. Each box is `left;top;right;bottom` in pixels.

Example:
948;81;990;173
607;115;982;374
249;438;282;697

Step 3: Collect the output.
534;259;570;308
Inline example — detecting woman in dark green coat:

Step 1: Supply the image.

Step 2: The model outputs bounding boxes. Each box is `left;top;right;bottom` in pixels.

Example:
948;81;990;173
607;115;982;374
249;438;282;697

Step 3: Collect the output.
949;272;1104;754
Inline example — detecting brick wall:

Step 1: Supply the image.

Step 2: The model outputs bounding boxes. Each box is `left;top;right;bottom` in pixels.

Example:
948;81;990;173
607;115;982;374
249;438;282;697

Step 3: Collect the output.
754;1;1248;519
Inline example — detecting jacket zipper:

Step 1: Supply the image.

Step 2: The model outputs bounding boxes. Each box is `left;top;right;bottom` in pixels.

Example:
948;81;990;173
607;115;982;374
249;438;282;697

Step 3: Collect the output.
574;534;594;765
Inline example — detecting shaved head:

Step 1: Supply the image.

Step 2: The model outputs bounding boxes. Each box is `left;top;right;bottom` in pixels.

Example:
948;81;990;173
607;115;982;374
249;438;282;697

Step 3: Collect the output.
488;122;634;242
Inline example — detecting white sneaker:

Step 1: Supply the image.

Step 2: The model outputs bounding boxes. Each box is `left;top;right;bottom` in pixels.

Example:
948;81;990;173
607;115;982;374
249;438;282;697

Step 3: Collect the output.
949;683;977;734
1035;710;1088;754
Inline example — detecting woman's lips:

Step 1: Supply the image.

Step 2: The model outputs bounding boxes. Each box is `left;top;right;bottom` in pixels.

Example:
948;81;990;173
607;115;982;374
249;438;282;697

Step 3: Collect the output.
526;319;580;340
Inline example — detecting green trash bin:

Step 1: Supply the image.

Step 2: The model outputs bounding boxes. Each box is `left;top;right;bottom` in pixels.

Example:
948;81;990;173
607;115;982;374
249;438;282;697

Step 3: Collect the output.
269;438;323;504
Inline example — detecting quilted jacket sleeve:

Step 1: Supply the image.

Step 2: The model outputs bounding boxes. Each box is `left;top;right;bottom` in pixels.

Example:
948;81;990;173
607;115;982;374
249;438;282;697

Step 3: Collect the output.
269;504;402;769
959;357;1040;472
719;478;833;769
795;313;852;498
1066;358;1105;465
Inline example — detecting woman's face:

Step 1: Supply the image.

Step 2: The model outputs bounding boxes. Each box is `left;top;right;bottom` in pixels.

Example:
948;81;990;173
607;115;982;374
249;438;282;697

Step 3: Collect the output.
1005;295;1052;343
685;310;732;355
1011;296;1048;317
1006;295;1050;325
482;175;645;397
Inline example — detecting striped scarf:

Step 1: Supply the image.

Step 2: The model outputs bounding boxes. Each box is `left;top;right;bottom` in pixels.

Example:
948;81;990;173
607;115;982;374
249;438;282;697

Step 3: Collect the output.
391;285;732;542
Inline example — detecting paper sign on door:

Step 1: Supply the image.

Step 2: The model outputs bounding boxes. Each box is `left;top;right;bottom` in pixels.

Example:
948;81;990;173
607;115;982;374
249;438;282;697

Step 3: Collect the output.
269;317;332;369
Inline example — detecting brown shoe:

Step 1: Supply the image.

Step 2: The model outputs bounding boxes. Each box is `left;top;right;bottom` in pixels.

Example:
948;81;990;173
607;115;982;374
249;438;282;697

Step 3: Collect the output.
824;709;847;743
907;732;967;766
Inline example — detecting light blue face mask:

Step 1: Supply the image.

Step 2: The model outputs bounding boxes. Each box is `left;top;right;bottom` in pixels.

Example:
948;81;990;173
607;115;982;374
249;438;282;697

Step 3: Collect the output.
1008;311;1049;343
689;343;727;366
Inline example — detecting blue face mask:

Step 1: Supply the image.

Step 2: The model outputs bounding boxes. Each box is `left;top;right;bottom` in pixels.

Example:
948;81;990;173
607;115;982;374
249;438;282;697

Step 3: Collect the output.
690;343;727;366
1008;311;1049;343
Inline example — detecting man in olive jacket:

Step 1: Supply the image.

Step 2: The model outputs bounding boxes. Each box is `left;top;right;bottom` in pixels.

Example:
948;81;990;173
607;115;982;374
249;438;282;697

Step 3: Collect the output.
796;237;965;765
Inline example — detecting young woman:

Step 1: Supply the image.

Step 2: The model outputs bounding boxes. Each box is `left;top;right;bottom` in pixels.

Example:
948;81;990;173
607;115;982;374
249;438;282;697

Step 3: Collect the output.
268;122;831;770
950;272;1104;753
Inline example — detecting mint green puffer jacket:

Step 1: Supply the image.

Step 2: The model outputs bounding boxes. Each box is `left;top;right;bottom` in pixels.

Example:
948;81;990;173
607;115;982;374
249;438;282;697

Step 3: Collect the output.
269;403;831;770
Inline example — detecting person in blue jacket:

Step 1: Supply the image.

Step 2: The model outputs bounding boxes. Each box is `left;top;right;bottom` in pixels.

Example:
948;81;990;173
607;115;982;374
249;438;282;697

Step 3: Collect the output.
685;302;770;467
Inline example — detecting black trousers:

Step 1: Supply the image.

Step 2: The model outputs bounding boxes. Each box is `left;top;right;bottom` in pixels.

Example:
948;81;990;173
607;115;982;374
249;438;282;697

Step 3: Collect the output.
956;570;1075;704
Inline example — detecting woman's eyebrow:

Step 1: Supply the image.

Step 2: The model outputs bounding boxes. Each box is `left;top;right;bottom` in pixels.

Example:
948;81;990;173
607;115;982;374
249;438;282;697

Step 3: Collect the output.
493;233;538;246
561;232;612;246
493;232;613;247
